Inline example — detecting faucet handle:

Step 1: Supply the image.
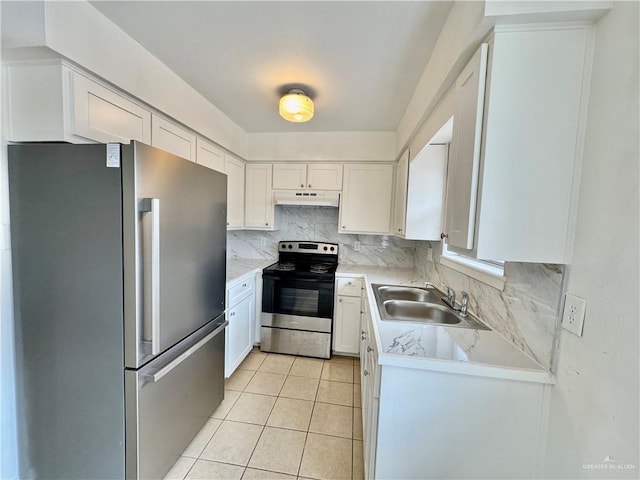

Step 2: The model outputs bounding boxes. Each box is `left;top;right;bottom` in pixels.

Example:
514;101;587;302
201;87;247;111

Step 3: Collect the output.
460;291;469;316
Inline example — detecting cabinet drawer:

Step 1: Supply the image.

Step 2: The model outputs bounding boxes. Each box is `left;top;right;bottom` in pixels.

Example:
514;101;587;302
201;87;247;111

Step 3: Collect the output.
228;277;254;307
337;278;363;296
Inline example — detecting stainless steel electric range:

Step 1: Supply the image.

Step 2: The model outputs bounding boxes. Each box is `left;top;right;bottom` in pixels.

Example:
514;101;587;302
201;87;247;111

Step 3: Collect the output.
260;241;338;359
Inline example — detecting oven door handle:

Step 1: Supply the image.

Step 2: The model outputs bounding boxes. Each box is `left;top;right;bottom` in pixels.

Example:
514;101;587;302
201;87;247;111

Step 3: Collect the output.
265;275;334;283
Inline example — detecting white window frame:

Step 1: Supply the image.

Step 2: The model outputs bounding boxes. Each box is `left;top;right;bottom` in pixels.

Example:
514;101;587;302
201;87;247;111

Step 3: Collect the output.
440;242;506;291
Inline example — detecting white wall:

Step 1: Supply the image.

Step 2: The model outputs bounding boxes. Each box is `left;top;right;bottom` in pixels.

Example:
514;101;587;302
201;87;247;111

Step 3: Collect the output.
247;131;397;162
1;0;248;158
544;2;639;477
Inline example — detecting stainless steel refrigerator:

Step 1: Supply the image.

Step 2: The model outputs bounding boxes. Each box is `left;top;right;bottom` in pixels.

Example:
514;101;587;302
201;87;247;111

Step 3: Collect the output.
9;142;228;479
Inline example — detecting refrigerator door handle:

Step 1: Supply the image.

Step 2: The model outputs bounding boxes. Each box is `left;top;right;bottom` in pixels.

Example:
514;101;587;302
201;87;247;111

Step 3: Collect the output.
140;197;161;355
143;320;228;383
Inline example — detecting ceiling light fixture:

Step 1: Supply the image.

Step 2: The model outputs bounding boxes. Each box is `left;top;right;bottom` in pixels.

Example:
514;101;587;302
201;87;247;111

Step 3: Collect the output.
279;88;314;123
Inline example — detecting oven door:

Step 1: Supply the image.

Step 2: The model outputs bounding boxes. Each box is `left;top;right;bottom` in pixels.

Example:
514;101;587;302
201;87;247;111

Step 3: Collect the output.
262;274;334;320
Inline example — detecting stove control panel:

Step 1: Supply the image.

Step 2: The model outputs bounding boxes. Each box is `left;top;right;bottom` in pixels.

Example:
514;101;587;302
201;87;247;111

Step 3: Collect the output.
278;241;338;255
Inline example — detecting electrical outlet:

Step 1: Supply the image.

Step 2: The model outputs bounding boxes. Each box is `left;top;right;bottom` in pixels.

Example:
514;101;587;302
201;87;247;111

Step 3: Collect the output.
561;293;587;337
354;240;361;252
259;236;267;248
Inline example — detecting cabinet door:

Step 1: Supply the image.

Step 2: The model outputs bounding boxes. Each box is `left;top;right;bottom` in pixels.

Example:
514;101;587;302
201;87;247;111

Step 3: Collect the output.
272;164;307;190
151;114;196;162
392;150;409;236
340;164;394;234
225;296;254;377
307;164;343;190
225;155;245;229
196;137;225;173
245;164;275;229
333;295;361;354
71;71;151;144
405;144;447;240
444;43;488;249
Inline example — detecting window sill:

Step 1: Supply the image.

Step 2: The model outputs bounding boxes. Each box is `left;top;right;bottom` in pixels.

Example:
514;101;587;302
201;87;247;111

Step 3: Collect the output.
439;254;506;291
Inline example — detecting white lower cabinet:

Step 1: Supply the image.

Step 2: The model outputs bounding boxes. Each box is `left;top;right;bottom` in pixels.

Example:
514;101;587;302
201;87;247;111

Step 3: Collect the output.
225;274;255;377
359;287;380;479
333;277;363;355
359;284;550;479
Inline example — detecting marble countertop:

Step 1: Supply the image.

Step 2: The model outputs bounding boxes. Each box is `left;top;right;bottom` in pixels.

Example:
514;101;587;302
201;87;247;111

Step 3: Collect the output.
337;265;553;384
226;258;275;284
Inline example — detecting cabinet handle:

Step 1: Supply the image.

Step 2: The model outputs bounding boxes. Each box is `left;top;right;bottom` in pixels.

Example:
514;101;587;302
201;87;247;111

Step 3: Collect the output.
308;184;312;188
361;330;366;335
230;311;235;317
265;222;269;226
398;228;402;232
342;226;346;229
300;184;304;188
227;222;230;226
242;283;247;287
338;298;343;303
367;346;373;353
361;334;367;340
441;232;448;239
364;370;369;376
347;281;352;285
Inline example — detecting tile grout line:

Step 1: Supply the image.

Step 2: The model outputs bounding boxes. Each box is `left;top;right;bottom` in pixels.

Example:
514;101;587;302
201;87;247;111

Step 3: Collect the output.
296;362;323;478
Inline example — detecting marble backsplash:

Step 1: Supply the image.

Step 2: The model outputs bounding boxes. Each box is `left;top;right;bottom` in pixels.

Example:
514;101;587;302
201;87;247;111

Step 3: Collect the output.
228;206;563;370
227;206;416;268
413;242;564;370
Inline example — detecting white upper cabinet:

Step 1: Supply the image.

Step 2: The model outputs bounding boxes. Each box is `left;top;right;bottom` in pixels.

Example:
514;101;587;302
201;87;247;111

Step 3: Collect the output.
444;44;488;250
391;150;409;236
443;25;593;263
151;114;196;162
340;164;394;234
307;164;343;190
245;163;278;230
273;163;343;190
196;138;225;173
272;164;307;189
71;71;152;145
404;145;447;240
7;62;151;144
225;154;245;230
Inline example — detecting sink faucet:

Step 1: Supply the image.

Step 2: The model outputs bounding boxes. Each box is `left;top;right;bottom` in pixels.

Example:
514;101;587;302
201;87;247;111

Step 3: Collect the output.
443;287;456;309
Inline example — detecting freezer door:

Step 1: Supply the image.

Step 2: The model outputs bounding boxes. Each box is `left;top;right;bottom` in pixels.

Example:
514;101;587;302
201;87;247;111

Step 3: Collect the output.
125;316;227;480
122;142;227;368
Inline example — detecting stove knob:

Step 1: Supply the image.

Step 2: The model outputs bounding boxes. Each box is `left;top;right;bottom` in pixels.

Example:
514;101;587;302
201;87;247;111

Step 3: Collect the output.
288;244;293;249
323;246;328;251
330;246;335;251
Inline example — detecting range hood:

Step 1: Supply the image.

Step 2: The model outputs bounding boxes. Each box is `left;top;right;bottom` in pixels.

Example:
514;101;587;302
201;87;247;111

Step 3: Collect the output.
274;191;340;207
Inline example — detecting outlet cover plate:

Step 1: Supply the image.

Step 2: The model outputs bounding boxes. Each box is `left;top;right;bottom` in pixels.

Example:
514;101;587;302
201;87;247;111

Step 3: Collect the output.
561;293;586;337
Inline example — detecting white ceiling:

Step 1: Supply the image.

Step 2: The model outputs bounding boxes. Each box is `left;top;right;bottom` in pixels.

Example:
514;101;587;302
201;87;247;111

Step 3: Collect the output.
91;1;453;133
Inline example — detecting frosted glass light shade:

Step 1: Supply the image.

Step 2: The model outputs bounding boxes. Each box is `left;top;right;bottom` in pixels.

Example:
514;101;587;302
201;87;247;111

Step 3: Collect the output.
279;89;314;123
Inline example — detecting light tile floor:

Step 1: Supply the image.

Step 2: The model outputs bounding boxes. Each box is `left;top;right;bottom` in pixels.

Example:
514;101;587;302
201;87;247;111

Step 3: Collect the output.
165;349;364;480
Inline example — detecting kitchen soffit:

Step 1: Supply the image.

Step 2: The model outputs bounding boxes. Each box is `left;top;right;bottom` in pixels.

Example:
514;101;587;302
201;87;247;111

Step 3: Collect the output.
90;1;453;133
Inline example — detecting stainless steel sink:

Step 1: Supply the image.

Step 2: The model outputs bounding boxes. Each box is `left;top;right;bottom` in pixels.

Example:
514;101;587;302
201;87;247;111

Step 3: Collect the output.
383;300;461;324
371;283;489;330
376;285;442;303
